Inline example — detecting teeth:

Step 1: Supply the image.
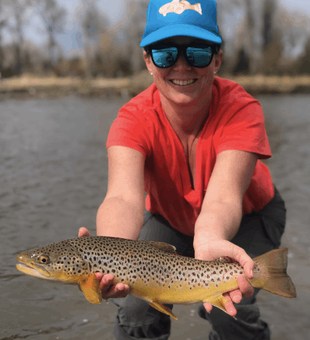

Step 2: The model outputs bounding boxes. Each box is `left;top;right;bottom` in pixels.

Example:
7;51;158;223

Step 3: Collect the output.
171;79;195;86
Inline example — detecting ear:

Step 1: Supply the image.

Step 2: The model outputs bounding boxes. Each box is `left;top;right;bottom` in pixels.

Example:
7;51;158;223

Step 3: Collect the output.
214;50;223;74
143;51;153;75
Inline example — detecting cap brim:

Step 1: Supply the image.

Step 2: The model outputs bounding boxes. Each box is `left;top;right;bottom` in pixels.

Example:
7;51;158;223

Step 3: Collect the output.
140;24;222;47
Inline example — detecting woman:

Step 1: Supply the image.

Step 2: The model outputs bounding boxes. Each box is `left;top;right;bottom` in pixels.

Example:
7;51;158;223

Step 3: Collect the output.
79;1;286;339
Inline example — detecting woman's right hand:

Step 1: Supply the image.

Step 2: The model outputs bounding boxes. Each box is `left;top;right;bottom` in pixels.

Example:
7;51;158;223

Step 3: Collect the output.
78;227;131;299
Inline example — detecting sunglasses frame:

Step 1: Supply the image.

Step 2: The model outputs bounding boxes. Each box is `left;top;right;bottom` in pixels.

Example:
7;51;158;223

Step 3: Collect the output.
147;44;219;69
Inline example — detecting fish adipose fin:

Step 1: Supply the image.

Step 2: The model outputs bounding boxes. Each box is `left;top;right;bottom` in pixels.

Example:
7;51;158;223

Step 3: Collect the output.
250;248;296;298
147;301;178;320
79;273;102;304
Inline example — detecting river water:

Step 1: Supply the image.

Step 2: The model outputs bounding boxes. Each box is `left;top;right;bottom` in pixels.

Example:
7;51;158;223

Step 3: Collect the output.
0;94;309;340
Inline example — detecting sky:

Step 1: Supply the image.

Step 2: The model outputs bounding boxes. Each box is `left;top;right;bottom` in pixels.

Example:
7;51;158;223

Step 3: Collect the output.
281;0;310;14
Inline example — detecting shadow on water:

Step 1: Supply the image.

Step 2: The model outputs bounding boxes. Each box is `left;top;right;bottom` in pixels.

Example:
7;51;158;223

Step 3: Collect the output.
0;94;309;339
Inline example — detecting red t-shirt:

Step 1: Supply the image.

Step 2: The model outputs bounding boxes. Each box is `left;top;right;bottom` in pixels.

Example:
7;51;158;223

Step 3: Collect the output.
107;77;274;236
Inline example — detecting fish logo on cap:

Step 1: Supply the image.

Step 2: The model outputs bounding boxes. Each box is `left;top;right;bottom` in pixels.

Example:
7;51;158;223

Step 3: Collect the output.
159;0;202;17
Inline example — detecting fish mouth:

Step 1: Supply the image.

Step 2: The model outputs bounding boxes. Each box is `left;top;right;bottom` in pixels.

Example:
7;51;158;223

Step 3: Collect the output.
16;255;51;279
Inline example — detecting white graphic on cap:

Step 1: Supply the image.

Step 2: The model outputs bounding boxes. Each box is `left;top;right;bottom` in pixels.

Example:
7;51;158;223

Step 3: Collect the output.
159;0;202;17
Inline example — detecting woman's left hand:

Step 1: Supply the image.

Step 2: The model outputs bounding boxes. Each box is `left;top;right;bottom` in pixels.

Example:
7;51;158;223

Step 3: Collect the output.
194;239;255;316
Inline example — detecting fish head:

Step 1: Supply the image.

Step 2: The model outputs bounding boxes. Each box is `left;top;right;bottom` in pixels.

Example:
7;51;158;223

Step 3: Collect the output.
16;240;89;283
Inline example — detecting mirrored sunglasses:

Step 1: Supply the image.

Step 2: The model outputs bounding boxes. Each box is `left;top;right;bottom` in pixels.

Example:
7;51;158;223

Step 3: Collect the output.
149;44;216;68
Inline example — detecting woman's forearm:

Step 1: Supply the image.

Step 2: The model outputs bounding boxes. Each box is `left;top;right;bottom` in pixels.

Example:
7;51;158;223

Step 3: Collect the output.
194;201;242;251
96;196;144;240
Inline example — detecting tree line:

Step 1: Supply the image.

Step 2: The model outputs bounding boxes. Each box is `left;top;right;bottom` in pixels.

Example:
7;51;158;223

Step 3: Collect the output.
0;0;309;79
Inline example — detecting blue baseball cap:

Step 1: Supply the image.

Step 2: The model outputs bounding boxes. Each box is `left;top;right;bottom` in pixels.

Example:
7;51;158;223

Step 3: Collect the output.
140;0;222;47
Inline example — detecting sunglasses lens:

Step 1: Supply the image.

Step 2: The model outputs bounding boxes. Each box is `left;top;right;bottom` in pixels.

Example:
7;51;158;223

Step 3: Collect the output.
186;46;213;67
151;47;178;68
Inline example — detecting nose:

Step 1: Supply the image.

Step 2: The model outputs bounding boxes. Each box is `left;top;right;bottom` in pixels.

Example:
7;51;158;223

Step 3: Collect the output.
172;52;192;71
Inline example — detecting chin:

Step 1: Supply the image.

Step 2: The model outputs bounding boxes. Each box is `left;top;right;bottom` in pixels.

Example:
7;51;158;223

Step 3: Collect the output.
171;93;198;105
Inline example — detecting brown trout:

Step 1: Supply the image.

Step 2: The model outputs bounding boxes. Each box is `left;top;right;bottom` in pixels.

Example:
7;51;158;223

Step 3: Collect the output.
16;236;296;320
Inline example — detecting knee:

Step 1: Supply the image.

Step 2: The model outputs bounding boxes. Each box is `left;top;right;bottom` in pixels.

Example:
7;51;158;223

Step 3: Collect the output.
198;298;261;326
114;296;157;326
113;296;171;339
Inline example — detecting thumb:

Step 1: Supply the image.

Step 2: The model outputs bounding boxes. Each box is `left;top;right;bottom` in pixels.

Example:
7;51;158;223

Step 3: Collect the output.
235;247;254;279
78;227;91;237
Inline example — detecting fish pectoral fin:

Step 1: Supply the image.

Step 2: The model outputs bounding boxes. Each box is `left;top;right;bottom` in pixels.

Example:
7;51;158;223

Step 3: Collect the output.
79;273;102;304
147;301;178;320
204;295;236;319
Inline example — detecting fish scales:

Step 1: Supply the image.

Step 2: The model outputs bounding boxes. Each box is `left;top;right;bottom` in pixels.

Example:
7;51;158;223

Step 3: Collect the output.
16;236;296;320
53;236;246;292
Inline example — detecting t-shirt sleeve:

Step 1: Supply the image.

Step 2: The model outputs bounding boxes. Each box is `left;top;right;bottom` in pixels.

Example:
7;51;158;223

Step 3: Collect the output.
215;101;271;159
106;106;150;157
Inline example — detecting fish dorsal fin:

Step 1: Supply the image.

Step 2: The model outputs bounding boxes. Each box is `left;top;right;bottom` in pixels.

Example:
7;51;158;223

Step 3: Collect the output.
79;273;102;304
148;241;177;254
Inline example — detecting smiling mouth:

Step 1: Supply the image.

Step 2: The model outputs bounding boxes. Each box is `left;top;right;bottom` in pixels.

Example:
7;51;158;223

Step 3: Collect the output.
170;79;197;86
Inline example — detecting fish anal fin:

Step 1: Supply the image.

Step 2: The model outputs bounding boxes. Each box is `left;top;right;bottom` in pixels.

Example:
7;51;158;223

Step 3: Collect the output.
148;301;178;320
79;273;102;304
148;241;177;254
204;295;236;319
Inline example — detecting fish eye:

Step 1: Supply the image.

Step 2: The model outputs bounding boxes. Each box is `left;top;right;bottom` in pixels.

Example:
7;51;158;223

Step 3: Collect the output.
38;255;50;264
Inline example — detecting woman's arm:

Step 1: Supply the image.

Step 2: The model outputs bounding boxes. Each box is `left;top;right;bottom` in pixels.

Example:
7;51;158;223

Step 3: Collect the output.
194;149;258;316
96;145;145;239
79;145;145;299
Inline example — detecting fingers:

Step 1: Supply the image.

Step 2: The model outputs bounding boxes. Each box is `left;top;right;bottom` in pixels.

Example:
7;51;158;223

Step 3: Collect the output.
203;295;238;317
243;259;254;279
218;242;254;280
94;273;131;299
203;302;213;313
203;277;254;317
232;247;254;279
78;227;91;237
227;289;242;304
223;293;237;316
104;282;131;299
237;275;255;298
194;240;255;280
197;240;255;317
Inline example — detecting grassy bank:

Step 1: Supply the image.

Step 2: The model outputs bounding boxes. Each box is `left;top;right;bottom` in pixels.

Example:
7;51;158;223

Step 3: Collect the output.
0;72;309;99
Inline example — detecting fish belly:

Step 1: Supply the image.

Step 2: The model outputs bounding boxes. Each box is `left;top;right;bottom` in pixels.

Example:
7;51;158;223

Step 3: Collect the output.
130;277;239;305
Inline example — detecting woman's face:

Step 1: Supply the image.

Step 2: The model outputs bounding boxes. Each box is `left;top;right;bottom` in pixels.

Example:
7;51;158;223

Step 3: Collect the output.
144;36;223;108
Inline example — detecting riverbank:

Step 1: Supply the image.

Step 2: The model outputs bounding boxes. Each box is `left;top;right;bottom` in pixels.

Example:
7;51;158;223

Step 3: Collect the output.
0;72;310;99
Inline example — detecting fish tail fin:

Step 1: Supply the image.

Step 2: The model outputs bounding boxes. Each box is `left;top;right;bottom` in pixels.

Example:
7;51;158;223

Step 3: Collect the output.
250;248;296;298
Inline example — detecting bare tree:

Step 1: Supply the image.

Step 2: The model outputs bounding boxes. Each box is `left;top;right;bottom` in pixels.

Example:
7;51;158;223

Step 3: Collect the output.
279;10;309;63
217;0;245;73
123;0;149;74
38;0;66;70
260;0;284;74
8;0;35;74
0;0;7;71
76;0;109;78
218;0;267;74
